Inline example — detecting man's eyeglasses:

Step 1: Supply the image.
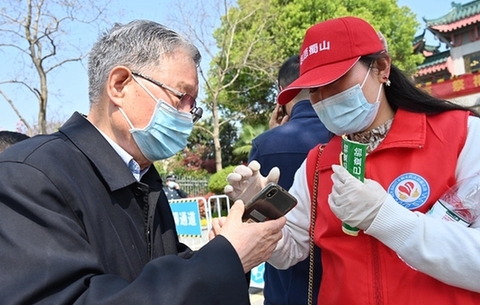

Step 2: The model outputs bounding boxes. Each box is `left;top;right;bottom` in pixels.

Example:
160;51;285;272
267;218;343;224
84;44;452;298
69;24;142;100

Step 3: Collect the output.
131;71;203;123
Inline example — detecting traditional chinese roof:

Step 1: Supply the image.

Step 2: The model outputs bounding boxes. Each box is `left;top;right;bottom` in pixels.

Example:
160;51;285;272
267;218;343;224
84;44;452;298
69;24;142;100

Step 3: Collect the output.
413;31;426;53
424;44;441;53
415;1;480;99
413;31;425;47
416;50;451;76
424;1;480;33
413;32;441;56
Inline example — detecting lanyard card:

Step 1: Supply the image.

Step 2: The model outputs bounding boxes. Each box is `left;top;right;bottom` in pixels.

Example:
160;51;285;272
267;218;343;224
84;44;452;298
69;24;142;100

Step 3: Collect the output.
340;135;367;182
339;135;367;236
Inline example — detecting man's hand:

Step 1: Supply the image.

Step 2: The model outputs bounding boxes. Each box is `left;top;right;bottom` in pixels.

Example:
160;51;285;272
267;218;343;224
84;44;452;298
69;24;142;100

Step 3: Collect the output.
210;201;286;272
328;164;388;230
224;160;280;204
269;104;289;129
209;216;226;240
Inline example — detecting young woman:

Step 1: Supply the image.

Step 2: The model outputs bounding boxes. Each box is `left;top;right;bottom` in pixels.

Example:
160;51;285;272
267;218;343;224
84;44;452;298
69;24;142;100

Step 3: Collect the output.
224;16;480;304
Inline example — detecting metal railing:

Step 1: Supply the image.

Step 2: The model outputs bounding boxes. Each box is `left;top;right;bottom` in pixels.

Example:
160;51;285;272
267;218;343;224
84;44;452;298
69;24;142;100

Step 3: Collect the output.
174;176;209;197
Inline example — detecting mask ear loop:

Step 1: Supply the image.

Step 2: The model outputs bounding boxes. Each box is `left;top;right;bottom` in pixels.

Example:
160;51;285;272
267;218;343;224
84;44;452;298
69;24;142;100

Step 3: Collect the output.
360;64;373;89
116;74;143;130
374;80;383;102
360;63;383;103
118;107;135;129
132;74;158;102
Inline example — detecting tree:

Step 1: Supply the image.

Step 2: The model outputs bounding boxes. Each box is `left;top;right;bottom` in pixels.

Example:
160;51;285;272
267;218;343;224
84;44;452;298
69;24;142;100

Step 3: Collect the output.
0;0;111;134
267;0;422;73
187;118;239;170
167;0;421;170
156;119;238;175
232;123;267;163
218;0;422;124
168;0;279;172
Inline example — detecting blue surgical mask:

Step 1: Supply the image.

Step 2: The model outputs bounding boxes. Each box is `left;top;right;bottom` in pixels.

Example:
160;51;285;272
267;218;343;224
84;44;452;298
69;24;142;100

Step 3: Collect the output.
312;67;382;135
119;76;193;161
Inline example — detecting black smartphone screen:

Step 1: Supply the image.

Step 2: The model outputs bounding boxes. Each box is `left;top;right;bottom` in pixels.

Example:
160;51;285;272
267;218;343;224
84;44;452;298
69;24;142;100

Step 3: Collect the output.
242;183;297;222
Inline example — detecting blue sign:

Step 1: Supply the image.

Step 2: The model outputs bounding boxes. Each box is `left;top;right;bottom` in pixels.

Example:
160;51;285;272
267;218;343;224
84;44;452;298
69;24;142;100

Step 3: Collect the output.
169;199;202;237
250;262;265;288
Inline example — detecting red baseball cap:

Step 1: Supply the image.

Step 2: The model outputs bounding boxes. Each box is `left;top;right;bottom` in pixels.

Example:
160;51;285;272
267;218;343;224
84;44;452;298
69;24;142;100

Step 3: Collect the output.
277;16;385;105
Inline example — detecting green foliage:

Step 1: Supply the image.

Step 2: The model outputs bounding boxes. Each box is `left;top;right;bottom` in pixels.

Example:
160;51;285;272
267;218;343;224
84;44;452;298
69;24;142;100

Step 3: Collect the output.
171;0;423;171
154;157;210;179
211;0;422;129
217;67;278;126
233;123;268;162
206;0;281;126
271;0;422;72
218;121;240;167
208;165;236;194
187;118;239;170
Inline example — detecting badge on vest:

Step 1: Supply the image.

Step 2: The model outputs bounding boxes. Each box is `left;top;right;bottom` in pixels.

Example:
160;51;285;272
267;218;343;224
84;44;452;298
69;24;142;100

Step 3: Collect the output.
388;173;430;210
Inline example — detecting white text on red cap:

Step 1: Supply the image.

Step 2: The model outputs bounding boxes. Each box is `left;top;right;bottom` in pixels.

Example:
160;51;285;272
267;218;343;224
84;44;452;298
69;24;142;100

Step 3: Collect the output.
300;41;330;65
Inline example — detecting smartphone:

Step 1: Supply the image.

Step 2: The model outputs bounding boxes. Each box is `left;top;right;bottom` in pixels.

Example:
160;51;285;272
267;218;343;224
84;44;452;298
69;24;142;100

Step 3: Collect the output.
242;182;297;223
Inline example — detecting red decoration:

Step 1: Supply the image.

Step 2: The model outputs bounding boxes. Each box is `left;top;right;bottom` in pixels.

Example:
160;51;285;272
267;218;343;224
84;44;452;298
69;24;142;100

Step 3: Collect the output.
417;73;480;99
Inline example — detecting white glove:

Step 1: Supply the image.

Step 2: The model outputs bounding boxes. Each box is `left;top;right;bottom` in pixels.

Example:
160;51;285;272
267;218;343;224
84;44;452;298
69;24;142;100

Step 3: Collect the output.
224;160;280;204
328;164;388;230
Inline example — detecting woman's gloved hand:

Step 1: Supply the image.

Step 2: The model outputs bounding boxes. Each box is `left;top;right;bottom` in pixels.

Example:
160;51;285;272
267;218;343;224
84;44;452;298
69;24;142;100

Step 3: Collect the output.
224;160;280;204
328;164;388;230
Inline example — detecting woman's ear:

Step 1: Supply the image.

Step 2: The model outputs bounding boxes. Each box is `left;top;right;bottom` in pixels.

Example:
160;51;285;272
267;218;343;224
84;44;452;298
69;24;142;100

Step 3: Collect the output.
375;56;391;84
107;66;133;107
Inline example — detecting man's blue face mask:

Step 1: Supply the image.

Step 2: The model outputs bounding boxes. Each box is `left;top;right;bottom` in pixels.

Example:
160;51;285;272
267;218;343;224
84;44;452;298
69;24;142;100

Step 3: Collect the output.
118;75;193;161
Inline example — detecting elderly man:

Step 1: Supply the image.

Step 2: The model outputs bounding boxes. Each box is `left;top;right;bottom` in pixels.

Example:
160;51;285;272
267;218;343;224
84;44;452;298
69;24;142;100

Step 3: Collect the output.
0;20;285;305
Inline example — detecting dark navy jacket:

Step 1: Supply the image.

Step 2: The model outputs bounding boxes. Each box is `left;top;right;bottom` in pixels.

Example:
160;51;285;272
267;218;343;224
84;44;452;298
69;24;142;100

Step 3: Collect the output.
249;100;331;305
0;112;249;305
163;186;188;200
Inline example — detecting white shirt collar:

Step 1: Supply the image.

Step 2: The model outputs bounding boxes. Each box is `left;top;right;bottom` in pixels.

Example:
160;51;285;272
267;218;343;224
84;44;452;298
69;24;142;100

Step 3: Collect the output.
94;127;147;182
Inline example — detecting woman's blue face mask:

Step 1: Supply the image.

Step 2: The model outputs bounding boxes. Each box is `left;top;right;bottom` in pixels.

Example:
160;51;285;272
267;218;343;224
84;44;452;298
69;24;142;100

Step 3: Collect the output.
312;66;382;135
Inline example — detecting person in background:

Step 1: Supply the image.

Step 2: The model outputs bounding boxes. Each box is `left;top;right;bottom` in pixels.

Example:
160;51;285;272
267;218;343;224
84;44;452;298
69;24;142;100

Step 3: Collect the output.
248;55;330;305
225;16;480;304
163;174;188;200
0;19;285;305
0;130;30;153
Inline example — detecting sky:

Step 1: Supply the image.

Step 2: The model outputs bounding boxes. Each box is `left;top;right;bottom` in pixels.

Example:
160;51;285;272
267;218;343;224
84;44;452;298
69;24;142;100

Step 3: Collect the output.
0;0;470;132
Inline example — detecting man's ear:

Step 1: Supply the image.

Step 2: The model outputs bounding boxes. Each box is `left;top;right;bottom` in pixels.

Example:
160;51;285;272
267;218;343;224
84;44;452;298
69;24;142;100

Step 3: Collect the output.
107;66;133;107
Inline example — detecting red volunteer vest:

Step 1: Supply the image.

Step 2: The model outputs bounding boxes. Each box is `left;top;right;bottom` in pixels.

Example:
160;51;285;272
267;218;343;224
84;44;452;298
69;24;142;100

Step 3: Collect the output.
306;109;480;304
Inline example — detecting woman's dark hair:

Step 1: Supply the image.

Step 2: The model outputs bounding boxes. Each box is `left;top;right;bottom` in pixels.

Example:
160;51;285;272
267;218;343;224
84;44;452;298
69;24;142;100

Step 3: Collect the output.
360;53;480;117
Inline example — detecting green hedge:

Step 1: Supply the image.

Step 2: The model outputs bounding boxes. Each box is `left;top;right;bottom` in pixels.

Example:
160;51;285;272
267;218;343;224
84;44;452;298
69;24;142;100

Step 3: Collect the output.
207;165;235;194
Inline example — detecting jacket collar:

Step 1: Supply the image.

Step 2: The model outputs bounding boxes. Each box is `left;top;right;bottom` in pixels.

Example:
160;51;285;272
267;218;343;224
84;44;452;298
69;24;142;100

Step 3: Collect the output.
319;109;427;170
59;112;142;191
289;99;316;119
377;108;426;150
